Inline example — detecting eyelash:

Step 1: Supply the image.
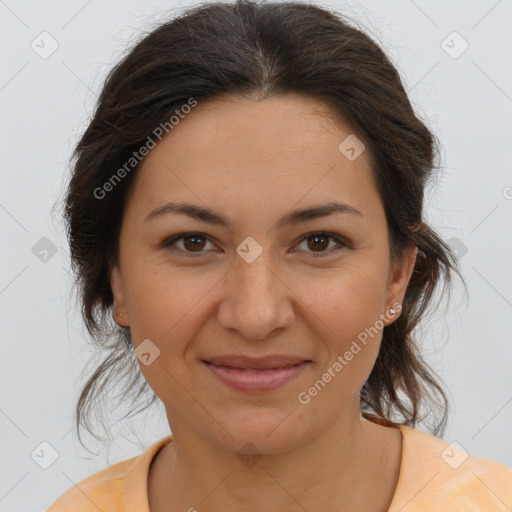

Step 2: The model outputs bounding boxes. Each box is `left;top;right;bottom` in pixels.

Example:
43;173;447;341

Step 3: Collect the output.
161;231;348;258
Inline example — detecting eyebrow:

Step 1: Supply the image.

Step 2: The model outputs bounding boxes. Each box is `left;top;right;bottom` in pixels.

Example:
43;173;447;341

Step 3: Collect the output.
145;200;363;229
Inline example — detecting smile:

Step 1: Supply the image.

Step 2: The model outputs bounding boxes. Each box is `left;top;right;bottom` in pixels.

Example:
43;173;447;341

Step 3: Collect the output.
202;359;311;392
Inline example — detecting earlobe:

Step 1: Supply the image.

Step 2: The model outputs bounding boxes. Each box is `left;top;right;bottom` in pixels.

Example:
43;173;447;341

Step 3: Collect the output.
110;265;129;326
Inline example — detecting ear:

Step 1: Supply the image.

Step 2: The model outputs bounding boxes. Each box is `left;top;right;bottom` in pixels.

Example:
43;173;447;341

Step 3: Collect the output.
383;244;418;325
110;265;130;327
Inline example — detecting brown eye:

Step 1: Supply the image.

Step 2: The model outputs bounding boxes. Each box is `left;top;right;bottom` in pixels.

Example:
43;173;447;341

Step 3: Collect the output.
295;232;347;257
162;232;216;257
182;234;206;252
306;234;330;252
162;231;347;258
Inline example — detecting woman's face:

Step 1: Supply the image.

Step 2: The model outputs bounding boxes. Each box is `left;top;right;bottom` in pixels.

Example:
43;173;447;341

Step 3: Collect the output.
110;94;416;453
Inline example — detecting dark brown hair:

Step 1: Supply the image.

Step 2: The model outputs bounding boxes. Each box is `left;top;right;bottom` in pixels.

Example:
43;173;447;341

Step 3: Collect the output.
62;0;465;448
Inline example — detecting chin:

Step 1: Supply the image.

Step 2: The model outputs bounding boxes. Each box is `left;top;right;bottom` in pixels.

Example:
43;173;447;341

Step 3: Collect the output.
214;408;307;455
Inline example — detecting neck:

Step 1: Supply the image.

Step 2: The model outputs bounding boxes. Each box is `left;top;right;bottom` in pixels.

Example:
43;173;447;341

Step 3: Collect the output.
148;400;402;512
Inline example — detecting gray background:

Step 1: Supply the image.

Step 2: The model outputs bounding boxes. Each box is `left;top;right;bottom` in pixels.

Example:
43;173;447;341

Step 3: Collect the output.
1;0;511;509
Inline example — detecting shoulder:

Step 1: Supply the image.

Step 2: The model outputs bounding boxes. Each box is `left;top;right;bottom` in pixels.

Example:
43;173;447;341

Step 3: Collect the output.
46;457;136;512
391;424;512;511
46;435;173;512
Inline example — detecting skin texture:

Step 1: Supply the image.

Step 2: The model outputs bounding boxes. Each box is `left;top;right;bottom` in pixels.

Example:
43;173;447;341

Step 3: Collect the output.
110;94;418;511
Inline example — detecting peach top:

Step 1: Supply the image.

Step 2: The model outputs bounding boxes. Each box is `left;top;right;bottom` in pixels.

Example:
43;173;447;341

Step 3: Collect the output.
47;413;512;511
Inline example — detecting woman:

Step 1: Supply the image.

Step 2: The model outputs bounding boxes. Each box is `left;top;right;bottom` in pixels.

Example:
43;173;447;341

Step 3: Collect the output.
48;0;512;510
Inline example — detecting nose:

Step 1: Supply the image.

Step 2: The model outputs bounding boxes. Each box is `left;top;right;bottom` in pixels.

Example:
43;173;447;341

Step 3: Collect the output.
216;251;295;340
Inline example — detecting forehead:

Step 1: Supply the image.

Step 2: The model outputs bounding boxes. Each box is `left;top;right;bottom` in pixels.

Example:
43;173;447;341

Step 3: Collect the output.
128;94;380;218
145;93;366;166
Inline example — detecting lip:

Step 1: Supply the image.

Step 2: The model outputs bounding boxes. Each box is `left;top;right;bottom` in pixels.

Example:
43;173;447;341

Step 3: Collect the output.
203;354;309;370
201;355;312;392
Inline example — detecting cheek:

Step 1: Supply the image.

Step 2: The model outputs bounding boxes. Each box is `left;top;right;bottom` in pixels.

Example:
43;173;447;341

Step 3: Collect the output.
123;261;219;346
295;261;388;402
122;263;214;403
293;270;387;416
299;263;388;344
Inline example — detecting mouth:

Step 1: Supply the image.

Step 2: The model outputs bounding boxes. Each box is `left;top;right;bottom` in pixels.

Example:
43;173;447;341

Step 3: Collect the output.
201;355;312;392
